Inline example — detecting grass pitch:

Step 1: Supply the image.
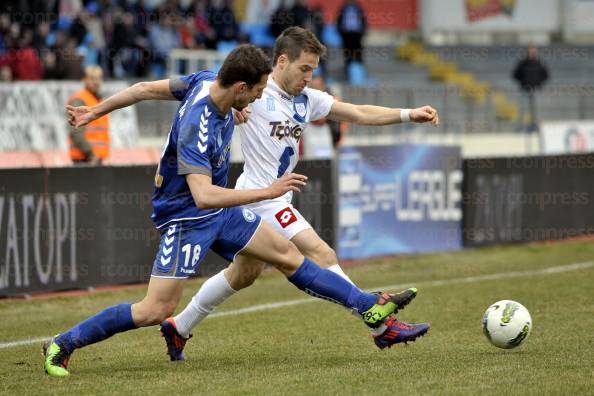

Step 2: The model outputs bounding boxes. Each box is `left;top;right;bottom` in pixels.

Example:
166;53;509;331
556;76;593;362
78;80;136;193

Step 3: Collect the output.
1;240;594;395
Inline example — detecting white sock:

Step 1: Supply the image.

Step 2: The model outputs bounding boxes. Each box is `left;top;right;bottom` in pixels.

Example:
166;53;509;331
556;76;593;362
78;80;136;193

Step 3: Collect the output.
327;264;388;335
327;264;355;285
174;269;237;338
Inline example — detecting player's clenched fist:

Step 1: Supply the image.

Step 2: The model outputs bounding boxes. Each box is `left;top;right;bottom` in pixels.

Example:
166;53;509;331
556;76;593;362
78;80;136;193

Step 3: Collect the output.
233;106;251;124
267;172;308;198
410;105;439;126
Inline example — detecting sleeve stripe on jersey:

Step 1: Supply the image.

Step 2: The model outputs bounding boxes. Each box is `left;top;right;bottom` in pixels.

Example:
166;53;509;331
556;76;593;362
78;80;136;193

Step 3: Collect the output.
169;77;187;90
178;159;212;176
197;106;211;153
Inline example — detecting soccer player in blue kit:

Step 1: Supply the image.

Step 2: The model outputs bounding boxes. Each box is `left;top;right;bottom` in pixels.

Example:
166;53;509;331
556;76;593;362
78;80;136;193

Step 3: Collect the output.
44;45;420;377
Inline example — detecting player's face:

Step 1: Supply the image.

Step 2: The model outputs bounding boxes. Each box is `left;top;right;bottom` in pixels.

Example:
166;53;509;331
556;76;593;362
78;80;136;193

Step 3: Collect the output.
281;51;319;96
233;74;268;111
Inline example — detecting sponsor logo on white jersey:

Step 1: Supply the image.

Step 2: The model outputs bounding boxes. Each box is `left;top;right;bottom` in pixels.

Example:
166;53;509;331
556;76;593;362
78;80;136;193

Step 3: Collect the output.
269;120;303;142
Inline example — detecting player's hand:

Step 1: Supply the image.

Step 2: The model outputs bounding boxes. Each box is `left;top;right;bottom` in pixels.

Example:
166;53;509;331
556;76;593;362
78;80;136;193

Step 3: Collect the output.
267;172;308;198
410;105;439;126
66;105;98;128
233;107;251;124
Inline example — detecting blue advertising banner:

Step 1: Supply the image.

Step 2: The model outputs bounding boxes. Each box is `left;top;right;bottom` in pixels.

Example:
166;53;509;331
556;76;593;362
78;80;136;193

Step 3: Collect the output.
338;144;463;260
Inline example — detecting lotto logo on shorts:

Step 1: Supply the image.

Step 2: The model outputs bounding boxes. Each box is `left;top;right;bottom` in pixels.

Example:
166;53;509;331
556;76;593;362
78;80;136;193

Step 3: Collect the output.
275;207;297;228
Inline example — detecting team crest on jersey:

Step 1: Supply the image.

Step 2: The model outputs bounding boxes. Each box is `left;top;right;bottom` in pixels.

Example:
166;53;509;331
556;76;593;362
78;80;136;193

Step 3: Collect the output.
293;94;308;122
295;103;306;117
269;120;303;142
242;208;257;223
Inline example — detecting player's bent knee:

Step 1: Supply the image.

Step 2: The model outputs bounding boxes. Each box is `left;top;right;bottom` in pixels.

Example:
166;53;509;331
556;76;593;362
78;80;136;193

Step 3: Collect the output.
236;263;265;288
228;260;265;289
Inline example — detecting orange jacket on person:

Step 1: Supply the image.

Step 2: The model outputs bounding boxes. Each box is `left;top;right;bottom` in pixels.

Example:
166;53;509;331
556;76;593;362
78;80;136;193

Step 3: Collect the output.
67;88;110;161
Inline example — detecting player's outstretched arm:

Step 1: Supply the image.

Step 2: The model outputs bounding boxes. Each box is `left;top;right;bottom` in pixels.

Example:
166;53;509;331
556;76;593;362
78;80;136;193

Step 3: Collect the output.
187;172;308;209
66;79;174;128
327;101;439;126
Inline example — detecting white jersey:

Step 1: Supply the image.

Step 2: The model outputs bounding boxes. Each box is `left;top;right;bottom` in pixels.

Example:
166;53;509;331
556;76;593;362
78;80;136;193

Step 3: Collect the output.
235;76;335;203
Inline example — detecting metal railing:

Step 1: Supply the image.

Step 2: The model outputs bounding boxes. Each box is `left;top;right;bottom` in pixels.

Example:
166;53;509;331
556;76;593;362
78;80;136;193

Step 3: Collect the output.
337;83;594;136
167;49;227;76
160;49;594;139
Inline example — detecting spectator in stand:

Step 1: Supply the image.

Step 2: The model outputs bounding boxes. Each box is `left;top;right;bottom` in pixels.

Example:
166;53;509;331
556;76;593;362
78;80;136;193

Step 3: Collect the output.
270;0;294;38
66;65;110;165
148;12;181;78
42;51;61;79
110;12;150;77
69;11;88;46
0;26;43;80
62;36;85;79
44;30;69;79
245;0;278;32
161;0;186;17
292;0;312;28
33;21;51;51
81;3;107;68
0;64;12;81
336;0;366;76
191;0;217;49
0;13;11;49
128;0;153;37
308;5;325;43
512;45;549;132
179;16;199;49
208;0;239;42
287;0;325;41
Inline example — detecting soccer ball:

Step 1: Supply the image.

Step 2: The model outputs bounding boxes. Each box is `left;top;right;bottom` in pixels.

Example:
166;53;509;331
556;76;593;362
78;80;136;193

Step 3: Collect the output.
482;300;532;349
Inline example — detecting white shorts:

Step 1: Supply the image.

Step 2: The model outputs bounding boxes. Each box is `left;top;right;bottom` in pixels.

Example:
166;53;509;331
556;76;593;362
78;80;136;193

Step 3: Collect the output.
243;200;312;240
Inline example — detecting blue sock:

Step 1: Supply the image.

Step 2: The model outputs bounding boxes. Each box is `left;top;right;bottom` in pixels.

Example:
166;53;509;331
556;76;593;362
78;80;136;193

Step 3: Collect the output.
288;258;377;313
55;303;137;353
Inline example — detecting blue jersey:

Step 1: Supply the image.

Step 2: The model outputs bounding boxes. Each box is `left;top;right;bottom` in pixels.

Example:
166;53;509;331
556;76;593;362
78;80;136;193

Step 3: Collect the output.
151;71;234;228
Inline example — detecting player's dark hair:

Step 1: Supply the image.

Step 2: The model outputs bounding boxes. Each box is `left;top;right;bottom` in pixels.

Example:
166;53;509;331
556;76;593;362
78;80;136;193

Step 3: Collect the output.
272;26;326;65
218;45;272;88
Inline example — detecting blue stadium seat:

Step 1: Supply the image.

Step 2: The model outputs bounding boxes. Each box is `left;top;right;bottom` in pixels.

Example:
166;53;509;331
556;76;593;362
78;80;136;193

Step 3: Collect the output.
322;25;342;47
57;16;72;31
348;62;378;87
82;31;94;46
241;23;275;47
348;62;367;85
78;45;99;68
217;40;238;55
45;31;56;47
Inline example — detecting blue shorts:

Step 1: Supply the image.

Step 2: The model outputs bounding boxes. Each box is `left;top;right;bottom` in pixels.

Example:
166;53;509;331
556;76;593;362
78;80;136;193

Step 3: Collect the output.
151;207;261;279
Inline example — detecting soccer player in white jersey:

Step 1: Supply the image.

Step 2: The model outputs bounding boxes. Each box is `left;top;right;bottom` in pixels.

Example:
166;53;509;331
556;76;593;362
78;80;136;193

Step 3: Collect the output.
67;28;437;355
163;27;438;354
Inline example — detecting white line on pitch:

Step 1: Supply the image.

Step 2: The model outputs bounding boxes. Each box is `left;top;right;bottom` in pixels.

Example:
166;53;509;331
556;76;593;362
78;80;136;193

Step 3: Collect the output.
0;336;51;349
1;260;593;350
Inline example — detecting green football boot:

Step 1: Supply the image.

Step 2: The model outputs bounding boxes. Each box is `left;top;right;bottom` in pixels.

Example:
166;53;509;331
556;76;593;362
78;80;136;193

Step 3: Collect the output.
360;288;418;327
43;336;70;377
